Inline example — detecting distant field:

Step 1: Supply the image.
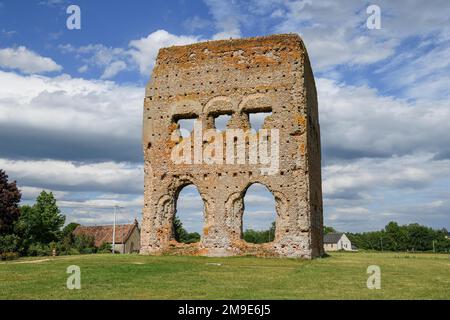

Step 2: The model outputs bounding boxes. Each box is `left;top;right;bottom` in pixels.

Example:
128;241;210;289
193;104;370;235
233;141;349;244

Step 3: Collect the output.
0;252;448;299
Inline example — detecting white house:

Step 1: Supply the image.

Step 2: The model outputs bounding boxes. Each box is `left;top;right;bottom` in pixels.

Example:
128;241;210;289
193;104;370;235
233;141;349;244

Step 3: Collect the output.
323;232;355;252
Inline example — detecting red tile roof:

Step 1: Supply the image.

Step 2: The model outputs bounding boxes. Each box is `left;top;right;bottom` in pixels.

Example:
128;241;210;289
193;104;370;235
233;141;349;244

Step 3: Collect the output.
73;220;139;247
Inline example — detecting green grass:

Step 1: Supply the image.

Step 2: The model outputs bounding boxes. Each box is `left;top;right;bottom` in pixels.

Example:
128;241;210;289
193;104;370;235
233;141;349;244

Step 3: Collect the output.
0;252;448;299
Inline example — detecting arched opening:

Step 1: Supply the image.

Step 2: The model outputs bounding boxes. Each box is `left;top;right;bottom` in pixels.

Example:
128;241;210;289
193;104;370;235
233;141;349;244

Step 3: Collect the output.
247;111;272;131
242;183;276;244
173;184;203;244
214;114;232;132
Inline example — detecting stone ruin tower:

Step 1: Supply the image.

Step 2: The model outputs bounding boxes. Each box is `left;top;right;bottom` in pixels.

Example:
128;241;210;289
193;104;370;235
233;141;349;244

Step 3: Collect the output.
141;34;323;258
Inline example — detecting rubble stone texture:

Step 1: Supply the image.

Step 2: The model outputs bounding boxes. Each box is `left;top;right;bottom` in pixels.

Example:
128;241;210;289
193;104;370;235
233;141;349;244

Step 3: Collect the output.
141;34;324;258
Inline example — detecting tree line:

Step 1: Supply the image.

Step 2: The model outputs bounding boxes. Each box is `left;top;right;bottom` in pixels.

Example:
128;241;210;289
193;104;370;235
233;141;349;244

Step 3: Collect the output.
173;219;277;245
0;170;109;260
324;222;450;252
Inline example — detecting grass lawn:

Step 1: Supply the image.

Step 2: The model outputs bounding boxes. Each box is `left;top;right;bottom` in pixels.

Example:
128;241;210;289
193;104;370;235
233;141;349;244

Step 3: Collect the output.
0;251;448;299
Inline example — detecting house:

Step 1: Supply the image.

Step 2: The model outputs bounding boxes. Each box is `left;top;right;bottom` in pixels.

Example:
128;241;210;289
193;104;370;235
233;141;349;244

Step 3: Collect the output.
323;232;355;252
73;219;140;253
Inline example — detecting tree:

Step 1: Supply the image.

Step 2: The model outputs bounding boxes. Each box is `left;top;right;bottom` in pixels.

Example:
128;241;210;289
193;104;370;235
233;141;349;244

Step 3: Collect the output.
347;222;450;253
62;222;80;237
323;225;336;234
173;216;188;242
243;222;276;244
74;234;96;254
173;216;201;243
0;169;22;234
16;191;65;247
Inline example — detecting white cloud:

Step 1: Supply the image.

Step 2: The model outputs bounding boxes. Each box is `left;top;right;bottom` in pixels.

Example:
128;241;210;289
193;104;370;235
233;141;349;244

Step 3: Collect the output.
60;30;202;78
228;0;450;72
58;195;143;210
183;16;211;33
0;158;143;194
77;65;88;73
59;44;128;79
204;0;243;40
20;186;68;201
317;77;450;160
101;60;127;79
0;70;143;143
0;46;62;74
128;29;201;75
322;153;448;199
1;29;17;37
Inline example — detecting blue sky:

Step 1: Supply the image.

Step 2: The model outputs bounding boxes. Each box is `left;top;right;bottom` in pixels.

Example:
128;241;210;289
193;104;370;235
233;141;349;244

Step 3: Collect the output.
0;0;449;233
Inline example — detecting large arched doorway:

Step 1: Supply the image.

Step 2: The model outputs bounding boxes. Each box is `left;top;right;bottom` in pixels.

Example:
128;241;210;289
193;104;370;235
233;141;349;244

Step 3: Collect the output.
174;184;203;244
242;183;277;244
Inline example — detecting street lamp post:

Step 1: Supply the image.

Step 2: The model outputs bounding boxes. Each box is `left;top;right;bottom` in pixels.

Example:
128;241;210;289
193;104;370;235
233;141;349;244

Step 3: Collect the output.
112;206;117;254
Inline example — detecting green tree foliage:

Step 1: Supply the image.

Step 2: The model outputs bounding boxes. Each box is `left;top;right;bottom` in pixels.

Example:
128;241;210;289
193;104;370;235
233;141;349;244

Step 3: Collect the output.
98;241;112;253
15;191;65;252
0;234;20;254
74;234;96;254
347;221;450;252
0;169;22;235
243;222;276;244
62;222;80;237
323;225;336;234
173;216;201;244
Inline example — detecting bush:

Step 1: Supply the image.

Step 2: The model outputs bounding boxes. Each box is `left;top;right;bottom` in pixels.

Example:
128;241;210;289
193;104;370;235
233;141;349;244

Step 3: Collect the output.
98;242;112;253
80;247;96;254
0;234;20;253
67;248;80;255
0;252;19;261
27;243;51;256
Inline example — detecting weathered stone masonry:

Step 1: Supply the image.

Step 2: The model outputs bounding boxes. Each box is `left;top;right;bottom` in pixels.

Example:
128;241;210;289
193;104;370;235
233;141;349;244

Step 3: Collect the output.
141;34;324;258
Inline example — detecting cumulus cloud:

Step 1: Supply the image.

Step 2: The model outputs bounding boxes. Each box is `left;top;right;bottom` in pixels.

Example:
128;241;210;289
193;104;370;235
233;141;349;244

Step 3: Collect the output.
0;70;143;162
204;0;245;40
0;46;62;74
59;44;129;79
322;154;450;200
77;65;88;73
60;30;201;78
322;153;450;231
202;0;450;72
101;60;127;79
0;158;143;194
317;78;450;161
128;29;201;75
183;15;211;33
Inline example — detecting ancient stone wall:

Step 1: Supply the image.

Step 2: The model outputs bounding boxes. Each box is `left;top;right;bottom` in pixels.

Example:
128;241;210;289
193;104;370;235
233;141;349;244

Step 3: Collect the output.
141;34;323;258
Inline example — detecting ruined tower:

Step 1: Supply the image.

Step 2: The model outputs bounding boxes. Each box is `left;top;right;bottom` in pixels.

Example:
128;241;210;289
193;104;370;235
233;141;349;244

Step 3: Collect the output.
141;34;323;258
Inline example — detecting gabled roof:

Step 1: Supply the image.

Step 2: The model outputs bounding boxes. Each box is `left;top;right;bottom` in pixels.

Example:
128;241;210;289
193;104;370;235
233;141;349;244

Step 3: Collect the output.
323;232;344;244
73;220;139;247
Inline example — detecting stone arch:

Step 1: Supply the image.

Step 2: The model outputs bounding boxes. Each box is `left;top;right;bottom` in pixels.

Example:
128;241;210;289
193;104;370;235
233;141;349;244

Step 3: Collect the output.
240;182;280;243
170;99;203;121
238;93;272;114
225;181;287;244
203;96;236;115
225;191;244;241
165;176;212;243
238;94;274;131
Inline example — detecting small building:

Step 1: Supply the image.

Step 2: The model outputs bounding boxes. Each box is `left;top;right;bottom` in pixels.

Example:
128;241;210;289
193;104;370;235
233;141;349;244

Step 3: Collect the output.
323;232;354;252
73;220;140;253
